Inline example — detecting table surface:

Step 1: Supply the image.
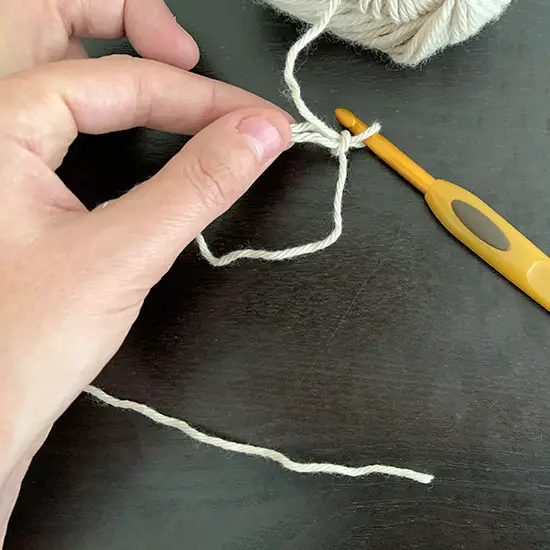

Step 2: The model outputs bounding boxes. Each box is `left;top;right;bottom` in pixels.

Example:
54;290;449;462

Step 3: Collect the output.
6;1;550;548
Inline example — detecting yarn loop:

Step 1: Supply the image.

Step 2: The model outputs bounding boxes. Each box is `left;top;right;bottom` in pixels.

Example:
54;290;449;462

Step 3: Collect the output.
196;0;381;267
291;123;371;157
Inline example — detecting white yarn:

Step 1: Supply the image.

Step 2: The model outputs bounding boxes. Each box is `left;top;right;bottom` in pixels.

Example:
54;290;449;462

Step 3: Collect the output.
196;120;377;265
85;386;434;484
197;0;380;267
87;0;435;485
263;0;511;65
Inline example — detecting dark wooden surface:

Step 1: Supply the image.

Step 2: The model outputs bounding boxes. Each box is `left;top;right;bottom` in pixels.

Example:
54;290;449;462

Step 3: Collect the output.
6;1;550;548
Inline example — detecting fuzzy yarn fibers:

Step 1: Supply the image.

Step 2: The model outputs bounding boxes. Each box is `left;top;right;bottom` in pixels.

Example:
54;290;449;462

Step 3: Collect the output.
262;0;511;65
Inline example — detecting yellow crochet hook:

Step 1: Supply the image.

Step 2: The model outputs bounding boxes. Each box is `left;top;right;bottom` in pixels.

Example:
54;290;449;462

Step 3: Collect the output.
335;107;550;313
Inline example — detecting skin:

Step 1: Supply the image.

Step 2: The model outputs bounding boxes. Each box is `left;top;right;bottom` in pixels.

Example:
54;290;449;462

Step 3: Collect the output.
0;0;294;543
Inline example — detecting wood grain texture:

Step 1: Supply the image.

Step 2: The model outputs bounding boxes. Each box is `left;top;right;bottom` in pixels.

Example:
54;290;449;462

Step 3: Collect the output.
5;0;550;548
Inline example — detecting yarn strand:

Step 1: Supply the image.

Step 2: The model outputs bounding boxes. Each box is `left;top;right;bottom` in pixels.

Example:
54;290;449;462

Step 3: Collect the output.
195;0;380;267
85;385;434;484
87;0;435;486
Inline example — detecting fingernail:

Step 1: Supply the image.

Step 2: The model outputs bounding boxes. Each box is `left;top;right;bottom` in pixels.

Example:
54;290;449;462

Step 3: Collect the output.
238;117;285;162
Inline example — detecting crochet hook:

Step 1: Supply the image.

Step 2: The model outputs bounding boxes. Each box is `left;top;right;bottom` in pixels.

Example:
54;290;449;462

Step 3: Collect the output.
335;107;550;312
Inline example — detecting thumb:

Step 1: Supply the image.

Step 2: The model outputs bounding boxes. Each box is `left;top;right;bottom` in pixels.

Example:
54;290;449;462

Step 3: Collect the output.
83;107;292;284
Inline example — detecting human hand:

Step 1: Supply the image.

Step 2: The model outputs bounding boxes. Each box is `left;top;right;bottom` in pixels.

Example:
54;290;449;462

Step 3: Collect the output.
0;0;200;77
0;0;292;541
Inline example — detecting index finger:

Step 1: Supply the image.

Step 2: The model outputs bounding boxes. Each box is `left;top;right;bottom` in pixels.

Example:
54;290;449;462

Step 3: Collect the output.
0;55;292;170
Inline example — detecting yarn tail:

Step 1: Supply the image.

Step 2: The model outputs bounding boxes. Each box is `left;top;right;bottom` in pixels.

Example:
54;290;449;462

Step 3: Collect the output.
85;385;434;484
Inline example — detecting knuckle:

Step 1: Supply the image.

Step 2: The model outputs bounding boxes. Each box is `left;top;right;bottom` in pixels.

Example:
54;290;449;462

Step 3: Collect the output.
186;151;246;211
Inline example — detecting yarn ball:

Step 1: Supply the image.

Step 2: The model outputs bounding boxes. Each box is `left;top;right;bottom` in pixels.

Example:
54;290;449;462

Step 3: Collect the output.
262;0;512;65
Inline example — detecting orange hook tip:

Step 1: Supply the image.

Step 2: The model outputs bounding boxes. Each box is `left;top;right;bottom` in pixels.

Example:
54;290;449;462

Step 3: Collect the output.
335;108;357;130
335;107;436;194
